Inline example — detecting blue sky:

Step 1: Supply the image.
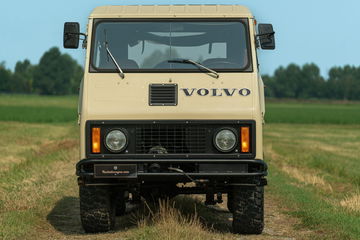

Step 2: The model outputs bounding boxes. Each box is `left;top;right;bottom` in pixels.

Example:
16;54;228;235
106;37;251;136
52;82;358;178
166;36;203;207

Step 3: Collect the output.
1;0;359;76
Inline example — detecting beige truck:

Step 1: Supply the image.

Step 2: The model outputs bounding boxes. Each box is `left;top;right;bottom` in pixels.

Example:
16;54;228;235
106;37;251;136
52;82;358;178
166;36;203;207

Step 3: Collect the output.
63;4;275;234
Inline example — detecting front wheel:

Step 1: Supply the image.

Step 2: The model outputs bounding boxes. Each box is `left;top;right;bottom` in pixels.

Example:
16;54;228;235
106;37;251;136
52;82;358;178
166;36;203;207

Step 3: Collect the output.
231;186;264;234
79;186;116;233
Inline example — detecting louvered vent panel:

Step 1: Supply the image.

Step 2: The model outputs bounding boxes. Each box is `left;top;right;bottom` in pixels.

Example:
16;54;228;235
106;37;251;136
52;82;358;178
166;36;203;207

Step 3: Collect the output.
149;84;177;106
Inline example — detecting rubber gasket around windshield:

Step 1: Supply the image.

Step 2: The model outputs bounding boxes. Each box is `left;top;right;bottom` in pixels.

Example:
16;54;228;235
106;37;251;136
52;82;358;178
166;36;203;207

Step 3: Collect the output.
88;18;253;73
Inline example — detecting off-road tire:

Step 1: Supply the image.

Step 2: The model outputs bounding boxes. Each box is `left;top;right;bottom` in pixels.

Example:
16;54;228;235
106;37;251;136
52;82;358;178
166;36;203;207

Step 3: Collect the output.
227;192;234;213
80;186;116;233
232;186;264;234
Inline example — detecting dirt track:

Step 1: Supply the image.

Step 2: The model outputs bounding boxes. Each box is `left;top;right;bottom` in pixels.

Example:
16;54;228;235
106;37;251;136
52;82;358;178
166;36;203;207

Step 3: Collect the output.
35;193;313;240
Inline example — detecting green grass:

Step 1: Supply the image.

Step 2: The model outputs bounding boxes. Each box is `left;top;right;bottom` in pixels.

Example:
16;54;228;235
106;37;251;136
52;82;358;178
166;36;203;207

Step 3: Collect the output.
268;166;360;240
0;94;77;123
266;102;360;124
0;122;78;240
0;106;77;123
265;123;360;239
0;94;77;108
265;124;360;188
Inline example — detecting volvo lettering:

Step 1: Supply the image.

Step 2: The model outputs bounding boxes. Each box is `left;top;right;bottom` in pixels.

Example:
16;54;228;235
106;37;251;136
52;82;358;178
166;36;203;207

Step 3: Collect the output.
181;88;251;97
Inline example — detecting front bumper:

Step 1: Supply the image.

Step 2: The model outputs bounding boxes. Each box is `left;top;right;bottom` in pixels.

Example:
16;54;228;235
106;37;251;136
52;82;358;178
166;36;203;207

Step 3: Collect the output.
76;158;267;183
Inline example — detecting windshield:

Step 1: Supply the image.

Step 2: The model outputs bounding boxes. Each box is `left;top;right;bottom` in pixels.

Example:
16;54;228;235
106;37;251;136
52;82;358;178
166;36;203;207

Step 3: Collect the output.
91;20;251;72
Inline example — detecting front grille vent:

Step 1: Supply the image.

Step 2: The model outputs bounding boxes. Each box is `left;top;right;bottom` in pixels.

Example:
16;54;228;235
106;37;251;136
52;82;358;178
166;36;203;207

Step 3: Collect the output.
149;84;177;106
135;124;207;154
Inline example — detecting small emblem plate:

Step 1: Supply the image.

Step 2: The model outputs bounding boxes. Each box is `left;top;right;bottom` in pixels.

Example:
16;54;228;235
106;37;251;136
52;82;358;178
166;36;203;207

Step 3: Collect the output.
94;164;137;178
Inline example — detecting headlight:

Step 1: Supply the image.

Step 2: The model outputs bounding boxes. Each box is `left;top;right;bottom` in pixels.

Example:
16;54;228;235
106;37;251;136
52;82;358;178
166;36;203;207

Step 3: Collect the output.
105;129;127;152
214;129;237;152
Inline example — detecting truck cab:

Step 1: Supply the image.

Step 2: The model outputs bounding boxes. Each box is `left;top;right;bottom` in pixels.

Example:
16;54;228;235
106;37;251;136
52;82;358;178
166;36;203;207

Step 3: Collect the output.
64;4;275;234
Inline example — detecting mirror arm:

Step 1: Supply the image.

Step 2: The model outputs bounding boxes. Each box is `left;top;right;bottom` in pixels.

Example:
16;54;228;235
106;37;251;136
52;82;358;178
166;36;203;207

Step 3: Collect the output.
65;32;87;40
65;32;88;48
255;31;275;39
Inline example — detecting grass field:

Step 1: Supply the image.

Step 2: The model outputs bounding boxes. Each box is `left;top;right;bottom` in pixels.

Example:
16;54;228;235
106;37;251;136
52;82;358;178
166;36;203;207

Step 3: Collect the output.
266;101;360;124
265;124;360;239
0;95;77;123
0;94;359;239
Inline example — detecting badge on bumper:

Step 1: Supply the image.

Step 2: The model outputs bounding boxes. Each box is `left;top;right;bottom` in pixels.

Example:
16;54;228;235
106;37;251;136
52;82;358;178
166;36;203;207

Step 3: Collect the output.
94;164;137;178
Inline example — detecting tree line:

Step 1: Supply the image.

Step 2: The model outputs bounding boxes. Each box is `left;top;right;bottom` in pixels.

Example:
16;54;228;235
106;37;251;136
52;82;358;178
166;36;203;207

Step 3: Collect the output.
263;63;360;100
1;48;359;100
0;47;83;95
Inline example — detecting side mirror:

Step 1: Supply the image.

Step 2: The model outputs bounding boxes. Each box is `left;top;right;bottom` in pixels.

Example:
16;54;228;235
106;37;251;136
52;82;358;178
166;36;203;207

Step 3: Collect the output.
63;22;80;49
258;24;275;50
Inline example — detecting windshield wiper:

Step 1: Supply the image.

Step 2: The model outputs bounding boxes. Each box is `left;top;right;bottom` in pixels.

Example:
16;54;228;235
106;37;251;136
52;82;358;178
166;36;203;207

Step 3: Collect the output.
105;42;125;79
168;59;219;79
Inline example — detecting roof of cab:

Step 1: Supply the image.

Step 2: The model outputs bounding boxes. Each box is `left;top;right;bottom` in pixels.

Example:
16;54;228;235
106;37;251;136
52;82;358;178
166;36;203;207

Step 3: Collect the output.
89;5;253;18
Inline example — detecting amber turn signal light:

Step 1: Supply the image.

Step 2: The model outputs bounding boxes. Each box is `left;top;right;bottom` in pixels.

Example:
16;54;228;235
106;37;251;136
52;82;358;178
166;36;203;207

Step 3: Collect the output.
92;127;101;153
241;127;250;153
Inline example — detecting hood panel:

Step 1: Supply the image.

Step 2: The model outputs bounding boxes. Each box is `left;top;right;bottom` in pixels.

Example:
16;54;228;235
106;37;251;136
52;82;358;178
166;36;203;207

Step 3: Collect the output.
85;73;256;120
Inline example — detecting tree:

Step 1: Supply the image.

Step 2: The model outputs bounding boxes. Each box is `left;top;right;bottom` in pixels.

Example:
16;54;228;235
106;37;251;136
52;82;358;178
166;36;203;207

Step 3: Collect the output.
353;67;360;100
265;63;326;99
11;59;34;93
0;62;12;93
33;47;83;95
71;64;84;94
327;65;359;100
262;74;276;98
269;64;303;98
300;63;325;99
327;66;342;99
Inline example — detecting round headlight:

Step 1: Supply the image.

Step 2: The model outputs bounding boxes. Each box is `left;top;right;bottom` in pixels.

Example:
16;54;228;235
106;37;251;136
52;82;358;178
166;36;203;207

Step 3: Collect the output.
214;129;237;152
105;130;127;152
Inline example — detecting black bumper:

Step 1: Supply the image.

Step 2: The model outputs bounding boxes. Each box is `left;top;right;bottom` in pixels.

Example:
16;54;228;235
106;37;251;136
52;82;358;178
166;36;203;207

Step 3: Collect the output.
76;158;268;182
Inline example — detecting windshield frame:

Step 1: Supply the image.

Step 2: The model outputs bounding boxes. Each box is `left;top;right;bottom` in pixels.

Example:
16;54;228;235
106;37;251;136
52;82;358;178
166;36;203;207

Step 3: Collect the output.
89;18;253;73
